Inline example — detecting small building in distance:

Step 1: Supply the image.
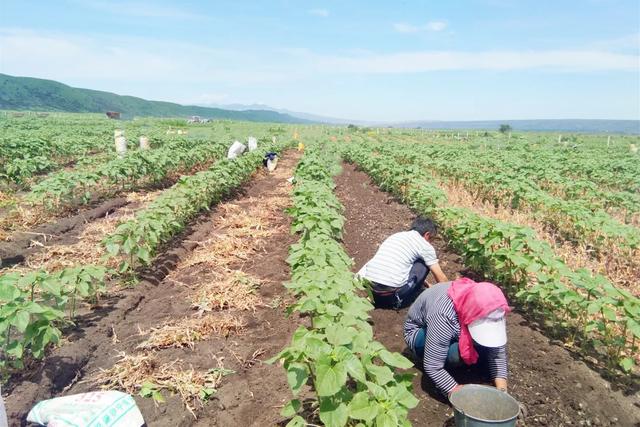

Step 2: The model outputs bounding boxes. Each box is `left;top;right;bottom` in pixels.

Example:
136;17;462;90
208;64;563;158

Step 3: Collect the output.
106;111;121;119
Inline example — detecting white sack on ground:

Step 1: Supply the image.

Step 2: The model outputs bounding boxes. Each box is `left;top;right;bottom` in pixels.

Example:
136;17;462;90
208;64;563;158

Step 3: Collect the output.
227;141;247;159
26;391;144;427
247;136;258;151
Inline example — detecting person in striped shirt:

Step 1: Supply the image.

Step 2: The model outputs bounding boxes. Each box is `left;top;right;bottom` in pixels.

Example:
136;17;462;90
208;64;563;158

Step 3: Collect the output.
356;217;448;309
403;278;510;399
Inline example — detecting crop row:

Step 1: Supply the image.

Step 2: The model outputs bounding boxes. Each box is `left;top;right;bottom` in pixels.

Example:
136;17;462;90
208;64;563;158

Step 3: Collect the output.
0;139;289;377
378;140;640;254
342;143;640;373
103;138;290;271
0;265;107;375
26;137;228;211
407;132;640;194
1;116;117;185
270;143;418;427
379;133;640;217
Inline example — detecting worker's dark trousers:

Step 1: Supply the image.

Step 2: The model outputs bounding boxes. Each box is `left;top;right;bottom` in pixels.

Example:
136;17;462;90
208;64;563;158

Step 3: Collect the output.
371;260;429;309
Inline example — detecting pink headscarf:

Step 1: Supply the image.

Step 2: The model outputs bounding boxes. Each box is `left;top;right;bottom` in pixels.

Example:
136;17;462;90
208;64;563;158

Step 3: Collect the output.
447;277;511;365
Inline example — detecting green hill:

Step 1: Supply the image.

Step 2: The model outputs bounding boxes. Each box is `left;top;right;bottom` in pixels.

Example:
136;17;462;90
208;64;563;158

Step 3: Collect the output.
0;74;309;123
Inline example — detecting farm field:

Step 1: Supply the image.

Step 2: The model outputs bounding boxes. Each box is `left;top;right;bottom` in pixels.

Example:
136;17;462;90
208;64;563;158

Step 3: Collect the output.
1;114;639;426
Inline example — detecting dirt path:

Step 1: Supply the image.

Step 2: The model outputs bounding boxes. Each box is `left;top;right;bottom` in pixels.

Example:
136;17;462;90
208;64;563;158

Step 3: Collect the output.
0;197;129;269
5;153;303;426
334;162;640;427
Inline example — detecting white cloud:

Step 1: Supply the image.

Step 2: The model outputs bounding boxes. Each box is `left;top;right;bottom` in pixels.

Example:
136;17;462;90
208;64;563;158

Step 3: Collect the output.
425;21;447;32
393;20;448;34
1;27;637;109
0;28;294;99
308;8;329;17
307;50;638;73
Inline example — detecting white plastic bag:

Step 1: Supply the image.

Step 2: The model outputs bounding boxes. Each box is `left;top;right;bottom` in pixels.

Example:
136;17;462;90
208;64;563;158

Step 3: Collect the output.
27;391;144;427
227;140;247;159
247;136;258;151
114;136;127;157
0;385;7;427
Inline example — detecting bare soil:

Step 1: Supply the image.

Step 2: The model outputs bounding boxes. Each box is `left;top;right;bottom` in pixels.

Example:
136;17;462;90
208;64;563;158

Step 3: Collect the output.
0;197;128;269
4;153;305;426
334;162;640;427
4;157;639;427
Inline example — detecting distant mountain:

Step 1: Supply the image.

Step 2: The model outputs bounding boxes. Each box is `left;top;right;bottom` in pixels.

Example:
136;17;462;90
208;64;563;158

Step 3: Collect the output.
201;103;373;125
0;74;309;123
394;119;640;134
210;103;640;133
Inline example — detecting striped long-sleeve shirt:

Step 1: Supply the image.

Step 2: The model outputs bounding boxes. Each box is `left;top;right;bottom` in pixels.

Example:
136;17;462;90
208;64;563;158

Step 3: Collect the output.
357;230;438;287
403;282;508;394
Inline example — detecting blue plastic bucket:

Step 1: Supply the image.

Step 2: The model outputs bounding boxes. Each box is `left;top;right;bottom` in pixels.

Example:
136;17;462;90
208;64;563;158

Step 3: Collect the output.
449;384;520;427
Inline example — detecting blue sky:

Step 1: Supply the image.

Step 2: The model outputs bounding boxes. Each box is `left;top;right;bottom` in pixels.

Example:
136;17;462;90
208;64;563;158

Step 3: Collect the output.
1;0;639;121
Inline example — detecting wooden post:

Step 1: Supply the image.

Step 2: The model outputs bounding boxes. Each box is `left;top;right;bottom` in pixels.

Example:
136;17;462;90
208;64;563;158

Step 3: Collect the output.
607;135;611;148
558;134;562;144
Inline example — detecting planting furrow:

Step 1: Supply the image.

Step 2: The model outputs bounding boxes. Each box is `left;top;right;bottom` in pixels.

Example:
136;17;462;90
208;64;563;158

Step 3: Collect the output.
0;140;290;382
271;142;419;427
380;141;640;255
333;161;640;427
0;137;229;235
87;154;301;423
3;148;302;424
103;139;290;272
437;179;640;296
342;143;640;375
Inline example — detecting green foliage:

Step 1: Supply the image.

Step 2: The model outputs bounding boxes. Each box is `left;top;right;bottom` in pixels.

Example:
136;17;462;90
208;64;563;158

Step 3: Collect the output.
0;73;308;123
271;144;418;427
343;142;640;374
103;139;291;270
27;137;228;210
375;139;640;250
0;265;107;375
499;124;512;134
140;381;166;403
0;115;115;186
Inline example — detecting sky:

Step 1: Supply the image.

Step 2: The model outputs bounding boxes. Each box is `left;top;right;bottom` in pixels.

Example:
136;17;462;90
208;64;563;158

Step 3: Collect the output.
0;0;639;122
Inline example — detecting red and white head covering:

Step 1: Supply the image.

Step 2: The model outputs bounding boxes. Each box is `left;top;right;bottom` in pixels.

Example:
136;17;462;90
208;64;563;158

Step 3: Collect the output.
447;277;510;365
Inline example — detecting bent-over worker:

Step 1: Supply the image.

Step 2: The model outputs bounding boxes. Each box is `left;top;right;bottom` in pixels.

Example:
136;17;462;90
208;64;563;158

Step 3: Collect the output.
403;277;510;399
357;217;448;309
263;152;278;171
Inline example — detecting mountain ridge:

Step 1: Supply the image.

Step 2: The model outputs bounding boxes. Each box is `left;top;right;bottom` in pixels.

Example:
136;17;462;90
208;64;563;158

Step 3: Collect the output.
0;74;309;123
1;74;638;133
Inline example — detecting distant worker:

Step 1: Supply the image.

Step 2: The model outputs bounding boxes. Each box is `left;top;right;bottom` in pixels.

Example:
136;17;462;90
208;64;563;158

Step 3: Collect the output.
404;277;510;399
357;217;448;309
298;142;305;152
263;152;278;171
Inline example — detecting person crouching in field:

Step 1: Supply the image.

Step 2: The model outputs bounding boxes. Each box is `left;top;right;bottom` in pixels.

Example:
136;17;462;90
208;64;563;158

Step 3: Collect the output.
404;277;510;400
263;151;278;171
356;217;448;309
